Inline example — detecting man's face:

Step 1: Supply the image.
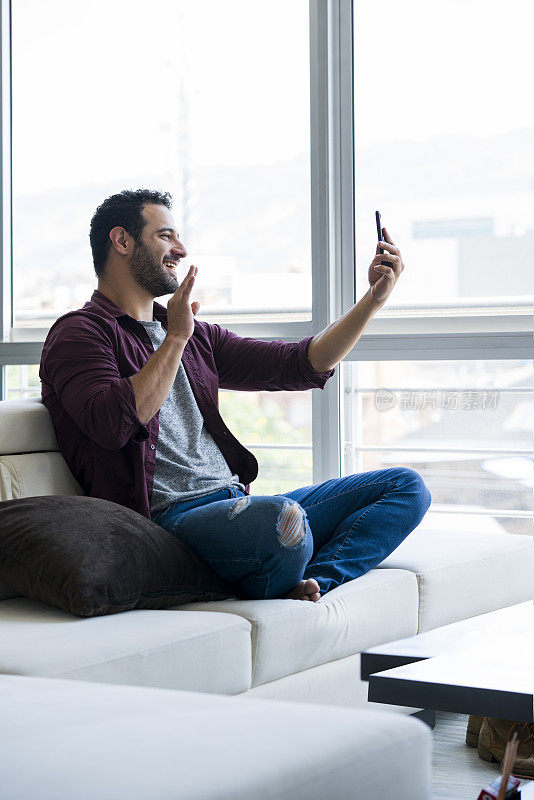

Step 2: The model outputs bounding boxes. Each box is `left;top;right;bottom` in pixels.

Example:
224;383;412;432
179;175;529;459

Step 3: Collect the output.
128;203;187;297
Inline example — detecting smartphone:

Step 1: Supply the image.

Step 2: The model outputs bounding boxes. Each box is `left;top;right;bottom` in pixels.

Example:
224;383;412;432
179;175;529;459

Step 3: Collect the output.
375;210;387;265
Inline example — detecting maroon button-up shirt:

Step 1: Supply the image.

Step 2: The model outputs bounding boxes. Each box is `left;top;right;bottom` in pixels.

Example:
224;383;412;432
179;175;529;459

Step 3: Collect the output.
39;290;335;520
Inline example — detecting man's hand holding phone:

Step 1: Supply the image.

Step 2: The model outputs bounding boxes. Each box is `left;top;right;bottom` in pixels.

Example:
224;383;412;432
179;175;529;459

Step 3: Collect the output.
368;212;405;307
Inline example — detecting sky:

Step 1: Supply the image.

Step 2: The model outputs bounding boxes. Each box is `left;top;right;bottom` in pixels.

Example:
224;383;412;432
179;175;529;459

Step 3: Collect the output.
354;0;534;146
10;0;534;314
11;0;533;195
11;0;310;193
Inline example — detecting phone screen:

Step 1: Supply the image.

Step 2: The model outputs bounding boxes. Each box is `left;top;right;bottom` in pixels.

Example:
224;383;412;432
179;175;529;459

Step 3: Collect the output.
375;210;383;254
375;210;387;265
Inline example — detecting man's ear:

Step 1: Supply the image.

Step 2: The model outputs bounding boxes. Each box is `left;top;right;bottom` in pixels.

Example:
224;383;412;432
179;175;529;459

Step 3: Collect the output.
109;226;130;255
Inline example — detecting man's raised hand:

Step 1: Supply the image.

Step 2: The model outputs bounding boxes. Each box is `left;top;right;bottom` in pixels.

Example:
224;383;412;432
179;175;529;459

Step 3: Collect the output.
166;265;200;343
367;228;405;307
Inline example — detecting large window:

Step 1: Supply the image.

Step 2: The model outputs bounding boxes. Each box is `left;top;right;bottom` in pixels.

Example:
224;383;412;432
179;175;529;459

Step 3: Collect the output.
353;0;534;313
219;390;313;494
342;359;533;536
350;0;533;538
3;364;39;400
12;0;312;330
1;1;531;526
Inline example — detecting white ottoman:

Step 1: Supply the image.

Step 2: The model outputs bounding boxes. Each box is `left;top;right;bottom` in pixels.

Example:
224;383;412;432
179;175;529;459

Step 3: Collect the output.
0;675;432;800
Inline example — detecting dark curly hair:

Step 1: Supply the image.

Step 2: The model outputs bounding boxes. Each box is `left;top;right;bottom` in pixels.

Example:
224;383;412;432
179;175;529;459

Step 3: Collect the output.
89;188;173;278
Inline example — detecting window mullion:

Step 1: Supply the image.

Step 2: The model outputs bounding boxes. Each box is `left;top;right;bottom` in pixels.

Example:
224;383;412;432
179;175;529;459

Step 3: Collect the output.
310;0;354;484
345;331;532;361
0;0;13;347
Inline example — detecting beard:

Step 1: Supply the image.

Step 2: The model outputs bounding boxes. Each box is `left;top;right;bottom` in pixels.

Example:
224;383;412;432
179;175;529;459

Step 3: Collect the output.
129;239;179;297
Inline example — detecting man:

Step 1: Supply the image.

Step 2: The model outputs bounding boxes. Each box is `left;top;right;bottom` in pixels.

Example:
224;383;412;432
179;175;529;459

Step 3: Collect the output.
40;189;431;603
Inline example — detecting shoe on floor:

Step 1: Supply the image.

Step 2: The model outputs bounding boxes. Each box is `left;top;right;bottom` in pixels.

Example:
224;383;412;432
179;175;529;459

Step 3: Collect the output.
466;714;485;747
478;717;534;780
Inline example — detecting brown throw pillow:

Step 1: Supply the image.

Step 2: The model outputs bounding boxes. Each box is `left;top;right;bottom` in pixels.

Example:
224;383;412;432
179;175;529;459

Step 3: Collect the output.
0;580;21;601
0;495;235;617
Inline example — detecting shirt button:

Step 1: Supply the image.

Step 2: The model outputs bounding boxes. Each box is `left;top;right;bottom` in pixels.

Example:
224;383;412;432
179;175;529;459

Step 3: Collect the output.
150;443;155;450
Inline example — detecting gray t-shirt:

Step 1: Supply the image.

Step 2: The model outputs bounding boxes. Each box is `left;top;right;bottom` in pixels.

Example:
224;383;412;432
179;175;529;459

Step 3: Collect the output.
139;319;245;514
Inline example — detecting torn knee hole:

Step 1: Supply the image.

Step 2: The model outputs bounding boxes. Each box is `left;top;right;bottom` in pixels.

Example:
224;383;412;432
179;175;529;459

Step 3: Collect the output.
276;501;306;548
227;495;252;520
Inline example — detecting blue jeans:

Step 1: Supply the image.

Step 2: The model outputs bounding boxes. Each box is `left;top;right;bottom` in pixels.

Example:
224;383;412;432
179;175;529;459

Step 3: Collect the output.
151;468;431;600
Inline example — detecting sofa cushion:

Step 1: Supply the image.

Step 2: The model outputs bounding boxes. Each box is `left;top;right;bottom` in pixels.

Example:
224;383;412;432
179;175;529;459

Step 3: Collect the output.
379;529;534;632
0;674;432;800
175;568;419;687
0;452;84;501
0;599;251;693
0;396;58;455
0;495;234;616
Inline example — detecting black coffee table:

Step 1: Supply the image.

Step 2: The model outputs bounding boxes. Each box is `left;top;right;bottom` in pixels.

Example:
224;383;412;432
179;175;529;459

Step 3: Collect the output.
361;602;533;723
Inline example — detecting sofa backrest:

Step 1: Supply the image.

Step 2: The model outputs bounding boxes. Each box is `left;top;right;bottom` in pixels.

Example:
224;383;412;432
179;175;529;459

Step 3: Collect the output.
0;397;84;501
0;398;84;600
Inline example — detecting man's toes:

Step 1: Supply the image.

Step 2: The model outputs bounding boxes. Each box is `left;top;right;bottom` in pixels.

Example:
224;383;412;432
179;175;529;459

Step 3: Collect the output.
285;579;321;601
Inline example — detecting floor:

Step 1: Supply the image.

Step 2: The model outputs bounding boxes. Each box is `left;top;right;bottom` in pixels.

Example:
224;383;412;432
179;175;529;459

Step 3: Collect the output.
432;712;501;799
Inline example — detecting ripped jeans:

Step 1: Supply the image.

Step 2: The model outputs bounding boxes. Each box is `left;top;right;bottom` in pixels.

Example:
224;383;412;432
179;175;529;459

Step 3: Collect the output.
151;468;431;600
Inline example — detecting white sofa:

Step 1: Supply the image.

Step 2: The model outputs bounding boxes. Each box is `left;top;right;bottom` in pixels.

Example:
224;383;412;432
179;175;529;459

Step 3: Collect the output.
0;674;433;800
0;397;533;799
1;397;532;705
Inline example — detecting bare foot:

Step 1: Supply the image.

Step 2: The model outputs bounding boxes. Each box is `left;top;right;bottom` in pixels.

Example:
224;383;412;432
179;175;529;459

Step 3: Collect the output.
285;578;321;602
